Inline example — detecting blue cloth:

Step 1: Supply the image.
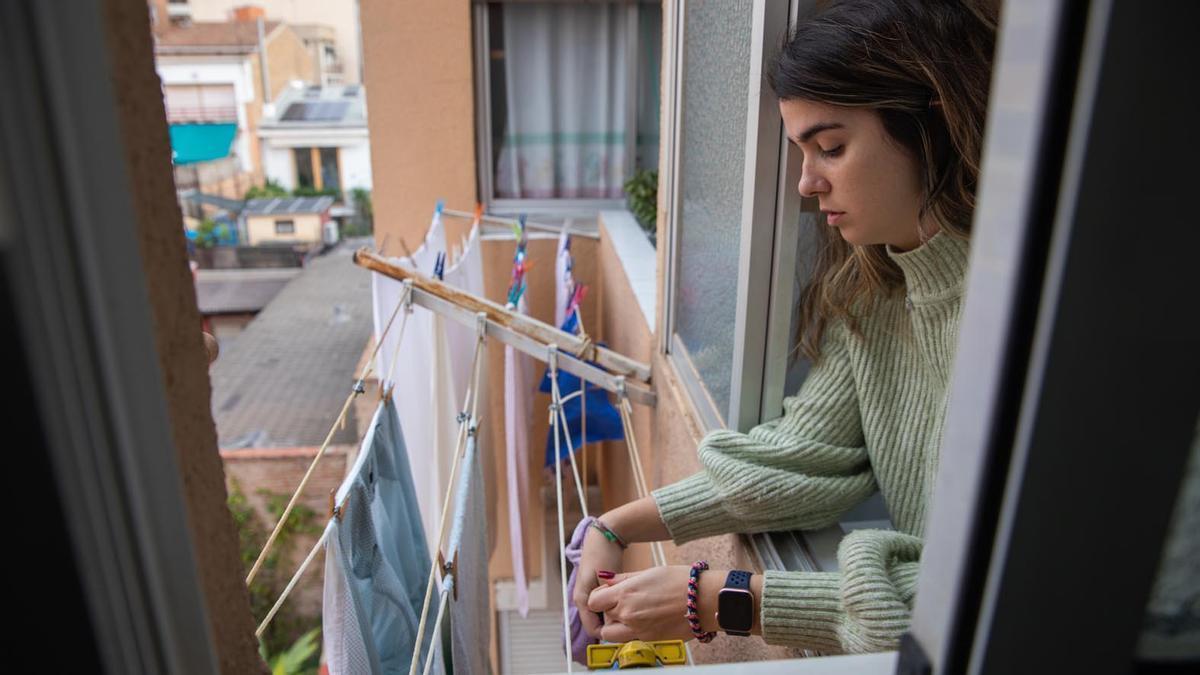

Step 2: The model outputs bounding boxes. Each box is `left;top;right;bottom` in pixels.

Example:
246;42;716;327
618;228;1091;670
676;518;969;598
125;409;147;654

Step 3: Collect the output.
325;399;439;674
168;123;237;164
539;313;625;467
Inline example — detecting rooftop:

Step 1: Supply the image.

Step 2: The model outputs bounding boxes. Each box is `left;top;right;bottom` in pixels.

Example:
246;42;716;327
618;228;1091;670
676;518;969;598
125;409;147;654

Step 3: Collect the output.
260;84;367;129
194;267;300;315
243;196;335;216
209;238;374;449
154;20;282;55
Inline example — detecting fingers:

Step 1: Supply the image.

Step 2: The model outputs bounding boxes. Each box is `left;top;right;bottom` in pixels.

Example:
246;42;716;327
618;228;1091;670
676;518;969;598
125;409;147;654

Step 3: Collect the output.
578;604;603;637
599;621;638;644
587;582;619;614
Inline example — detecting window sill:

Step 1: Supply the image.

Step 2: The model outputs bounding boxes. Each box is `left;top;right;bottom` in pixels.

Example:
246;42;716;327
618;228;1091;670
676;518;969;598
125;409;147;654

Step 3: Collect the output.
599;209;656;329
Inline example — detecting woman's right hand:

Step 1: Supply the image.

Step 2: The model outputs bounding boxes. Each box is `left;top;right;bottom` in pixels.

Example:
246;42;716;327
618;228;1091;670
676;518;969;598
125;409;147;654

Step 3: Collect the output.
574;523;625;638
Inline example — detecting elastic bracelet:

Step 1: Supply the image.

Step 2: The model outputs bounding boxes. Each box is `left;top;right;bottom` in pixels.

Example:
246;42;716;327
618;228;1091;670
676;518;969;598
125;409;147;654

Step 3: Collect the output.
685;561;717;643
590;519;629;549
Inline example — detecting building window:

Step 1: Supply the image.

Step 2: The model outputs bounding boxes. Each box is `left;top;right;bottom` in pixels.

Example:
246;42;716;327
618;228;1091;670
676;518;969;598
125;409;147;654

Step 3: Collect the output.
293;147;341;196
475;1;661;210
163;84;236;124
275;220;295;235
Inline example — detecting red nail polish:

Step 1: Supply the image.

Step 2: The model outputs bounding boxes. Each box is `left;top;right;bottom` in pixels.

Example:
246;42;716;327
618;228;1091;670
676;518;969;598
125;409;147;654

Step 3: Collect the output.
597;570;615;579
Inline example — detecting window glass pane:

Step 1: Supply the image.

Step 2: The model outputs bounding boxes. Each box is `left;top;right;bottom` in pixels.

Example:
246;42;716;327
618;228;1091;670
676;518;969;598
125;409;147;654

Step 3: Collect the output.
636;3;661;173
673;0;754;423
319;147;340;194
294;147;314;189
489;2;654;199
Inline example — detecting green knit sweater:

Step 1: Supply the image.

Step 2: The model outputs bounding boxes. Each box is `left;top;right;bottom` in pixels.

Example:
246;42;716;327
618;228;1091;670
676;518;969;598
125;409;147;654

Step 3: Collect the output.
651;229;971;654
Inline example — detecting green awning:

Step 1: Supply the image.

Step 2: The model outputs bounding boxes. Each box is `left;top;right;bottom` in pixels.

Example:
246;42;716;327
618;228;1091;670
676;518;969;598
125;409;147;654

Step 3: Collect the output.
169;123;238;165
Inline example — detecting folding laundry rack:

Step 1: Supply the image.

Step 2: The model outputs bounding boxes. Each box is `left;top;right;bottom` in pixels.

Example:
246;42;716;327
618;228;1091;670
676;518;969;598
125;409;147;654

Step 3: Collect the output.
353;248;656;407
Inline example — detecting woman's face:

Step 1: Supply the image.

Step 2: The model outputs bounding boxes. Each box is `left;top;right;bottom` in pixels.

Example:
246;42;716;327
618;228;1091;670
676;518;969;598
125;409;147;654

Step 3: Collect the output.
778;98;936;251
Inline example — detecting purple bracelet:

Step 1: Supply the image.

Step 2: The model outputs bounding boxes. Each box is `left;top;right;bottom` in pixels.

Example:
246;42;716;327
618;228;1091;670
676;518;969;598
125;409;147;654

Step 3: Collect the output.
686;561;717;643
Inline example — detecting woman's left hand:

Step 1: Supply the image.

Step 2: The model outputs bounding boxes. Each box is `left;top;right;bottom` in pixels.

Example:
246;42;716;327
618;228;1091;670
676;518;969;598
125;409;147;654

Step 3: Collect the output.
585;565;699;643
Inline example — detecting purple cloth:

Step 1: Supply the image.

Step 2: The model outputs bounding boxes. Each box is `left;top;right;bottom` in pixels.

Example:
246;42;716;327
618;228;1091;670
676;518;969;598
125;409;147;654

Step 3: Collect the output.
565;516;600;664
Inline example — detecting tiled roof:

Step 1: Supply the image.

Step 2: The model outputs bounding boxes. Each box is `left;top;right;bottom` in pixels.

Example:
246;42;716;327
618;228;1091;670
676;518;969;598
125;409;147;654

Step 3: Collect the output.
209;238;374;449
243;196;335;216
155;21;281;53
195;267;300;314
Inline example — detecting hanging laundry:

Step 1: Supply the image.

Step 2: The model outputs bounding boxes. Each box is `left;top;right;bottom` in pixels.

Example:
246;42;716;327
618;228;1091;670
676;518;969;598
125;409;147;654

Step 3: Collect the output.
370;203;490;555
504;294;534;618
564;516;600;665
554;228;573;328
323;398;444;675
446;431;492;675
539;311;626;467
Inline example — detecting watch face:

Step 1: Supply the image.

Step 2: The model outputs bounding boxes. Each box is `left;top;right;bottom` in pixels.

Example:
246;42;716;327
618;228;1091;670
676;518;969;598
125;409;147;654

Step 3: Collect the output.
717;588;754;633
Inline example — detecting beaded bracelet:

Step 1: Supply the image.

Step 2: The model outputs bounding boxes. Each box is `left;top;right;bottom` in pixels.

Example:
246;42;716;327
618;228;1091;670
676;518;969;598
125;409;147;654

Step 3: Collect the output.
686;561;717;643
590;519;629;549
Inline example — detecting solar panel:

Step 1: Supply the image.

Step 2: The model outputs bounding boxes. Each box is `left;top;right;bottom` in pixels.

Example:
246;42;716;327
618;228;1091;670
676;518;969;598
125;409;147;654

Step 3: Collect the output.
280;101;349;122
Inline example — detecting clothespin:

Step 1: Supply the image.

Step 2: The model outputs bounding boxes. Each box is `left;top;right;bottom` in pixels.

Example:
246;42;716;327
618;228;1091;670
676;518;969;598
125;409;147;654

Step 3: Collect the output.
433;251;446;280
472;202;483;227
437;550;459;600
435;199;445;216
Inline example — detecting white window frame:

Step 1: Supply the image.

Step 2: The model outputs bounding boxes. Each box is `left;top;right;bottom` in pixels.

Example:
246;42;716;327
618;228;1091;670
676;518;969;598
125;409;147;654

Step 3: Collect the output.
471;0;660;218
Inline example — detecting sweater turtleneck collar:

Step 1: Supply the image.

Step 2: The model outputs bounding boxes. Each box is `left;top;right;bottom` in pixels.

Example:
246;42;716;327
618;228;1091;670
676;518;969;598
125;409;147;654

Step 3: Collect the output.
886;229;971;305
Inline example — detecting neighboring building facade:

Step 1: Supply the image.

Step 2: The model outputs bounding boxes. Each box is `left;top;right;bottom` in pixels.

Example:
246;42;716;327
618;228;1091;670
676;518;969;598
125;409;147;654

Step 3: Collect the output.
173;0;362;86
153;11;319;180
258;83;372;205
242;196;336;246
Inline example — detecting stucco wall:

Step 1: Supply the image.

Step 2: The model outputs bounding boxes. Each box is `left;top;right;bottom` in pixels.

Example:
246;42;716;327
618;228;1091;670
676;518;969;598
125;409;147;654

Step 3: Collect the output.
104;0;265;671
246;213;324;245
360;0;477;251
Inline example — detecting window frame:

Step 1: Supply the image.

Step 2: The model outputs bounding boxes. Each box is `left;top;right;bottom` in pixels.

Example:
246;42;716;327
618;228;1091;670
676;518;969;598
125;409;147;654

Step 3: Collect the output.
471;0;659;217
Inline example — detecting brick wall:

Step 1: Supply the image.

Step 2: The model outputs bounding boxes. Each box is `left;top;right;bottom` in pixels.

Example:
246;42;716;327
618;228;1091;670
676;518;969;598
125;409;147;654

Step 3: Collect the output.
220;445;352;620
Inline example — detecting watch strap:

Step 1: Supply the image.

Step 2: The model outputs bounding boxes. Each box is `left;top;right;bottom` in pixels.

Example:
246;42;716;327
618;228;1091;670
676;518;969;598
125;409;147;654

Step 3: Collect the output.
719;569;753;636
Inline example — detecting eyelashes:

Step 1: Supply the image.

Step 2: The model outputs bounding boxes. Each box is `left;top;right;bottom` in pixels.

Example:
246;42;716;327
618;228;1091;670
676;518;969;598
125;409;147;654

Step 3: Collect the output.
820;145;844;159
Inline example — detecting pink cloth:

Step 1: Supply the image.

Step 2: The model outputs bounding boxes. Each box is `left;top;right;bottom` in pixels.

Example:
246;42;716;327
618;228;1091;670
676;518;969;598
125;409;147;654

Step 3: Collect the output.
565;516;600;665
504;296;533;617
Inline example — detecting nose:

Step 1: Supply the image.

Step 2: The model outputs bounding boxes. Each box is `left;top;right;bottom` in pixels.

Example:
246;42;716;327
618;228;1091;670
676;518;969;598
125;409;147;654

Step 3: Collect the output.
797;161;829;198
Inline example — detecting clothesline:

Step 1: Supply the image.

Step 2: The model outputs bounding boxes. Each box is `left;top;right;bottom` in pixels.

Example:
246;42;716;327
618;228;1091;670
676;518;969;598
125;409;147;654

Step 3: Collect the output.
353;249;656;407
441;207;601;240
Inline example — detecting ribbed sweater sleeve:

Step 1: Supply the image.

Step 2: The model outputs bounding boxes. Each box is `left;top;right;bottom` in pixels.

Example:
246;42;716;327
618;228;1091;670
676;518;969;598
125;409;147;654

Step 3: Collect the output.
760;529;922;653
651;326;875;543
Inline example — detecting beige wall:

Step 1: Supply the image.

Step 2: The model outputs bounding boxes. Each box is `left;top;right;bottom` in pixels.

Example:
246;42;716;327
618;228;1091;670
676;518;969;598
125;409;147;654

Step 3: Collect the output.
105;1;265;671
360;0;477;252
265;24;318;100
246;212;323;245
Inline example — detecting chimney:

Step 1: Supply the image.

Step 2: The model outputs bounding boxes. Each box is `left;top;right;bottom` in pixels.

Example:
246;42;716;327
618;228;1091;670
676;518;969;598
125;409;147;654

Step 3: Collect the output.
232;5;266;23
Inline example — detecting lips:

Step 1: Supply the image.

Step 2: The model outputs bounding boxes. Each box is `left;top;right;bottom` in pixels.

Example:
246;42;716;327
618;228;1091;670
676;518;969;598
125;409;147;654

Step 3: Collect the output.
823;210;845;225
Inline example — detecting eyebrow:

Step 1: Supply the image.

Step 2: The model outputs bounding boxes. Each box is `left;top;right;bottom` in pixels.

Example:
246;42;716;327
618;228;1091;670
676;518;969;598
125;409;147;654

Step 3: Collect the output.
792;122;845;144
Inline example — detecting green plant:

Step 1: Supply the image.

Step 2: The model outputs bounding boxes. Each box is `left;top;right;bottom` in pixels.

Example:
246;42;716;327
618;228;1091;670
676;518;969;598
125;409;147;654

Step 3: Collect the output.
351;188;373;226
195;218;219;248
245;179;289;200
227;480;322;664
623;169;658;242
259;628;321;675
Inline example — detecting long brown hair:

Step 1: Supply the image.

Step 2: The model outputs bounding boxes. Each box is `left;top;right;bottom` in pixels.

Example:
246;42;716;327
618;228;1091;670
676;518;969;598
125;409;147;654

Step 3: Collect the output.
767;0;998;361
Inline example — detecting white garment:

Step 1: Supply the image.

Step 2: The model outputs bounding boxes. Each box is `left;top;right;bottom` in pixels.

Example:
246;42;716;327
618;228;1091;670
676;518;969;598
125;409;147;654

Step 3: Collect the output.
371;214;489;555
504;296;534;617
554;229;573;329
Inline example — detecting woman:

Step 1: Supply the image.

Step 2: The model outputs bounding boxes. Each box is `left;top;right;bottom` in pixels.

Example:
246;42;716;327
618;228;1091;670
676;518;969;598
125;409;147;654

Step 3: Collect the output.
575;0;998;654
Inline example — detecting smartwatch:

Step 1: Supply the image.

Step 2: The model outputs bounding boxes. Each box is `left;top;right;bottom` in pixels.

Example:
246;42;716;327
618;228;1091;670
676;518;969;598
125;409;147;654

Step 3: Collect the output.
716;570;754;636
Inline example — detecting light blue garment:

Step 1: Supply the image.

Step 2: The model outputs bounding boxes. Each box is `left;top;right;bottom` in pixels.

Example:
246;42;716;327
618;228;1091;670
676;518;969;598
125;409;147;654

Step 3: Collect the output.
446;431;492;675
324;399;440;674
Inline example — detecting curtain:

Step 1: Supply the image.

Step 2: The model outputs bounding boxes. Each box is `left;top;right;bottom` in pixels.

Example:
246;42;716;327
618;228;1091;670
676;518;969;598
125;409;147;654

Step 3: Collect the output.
495;2;629;199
